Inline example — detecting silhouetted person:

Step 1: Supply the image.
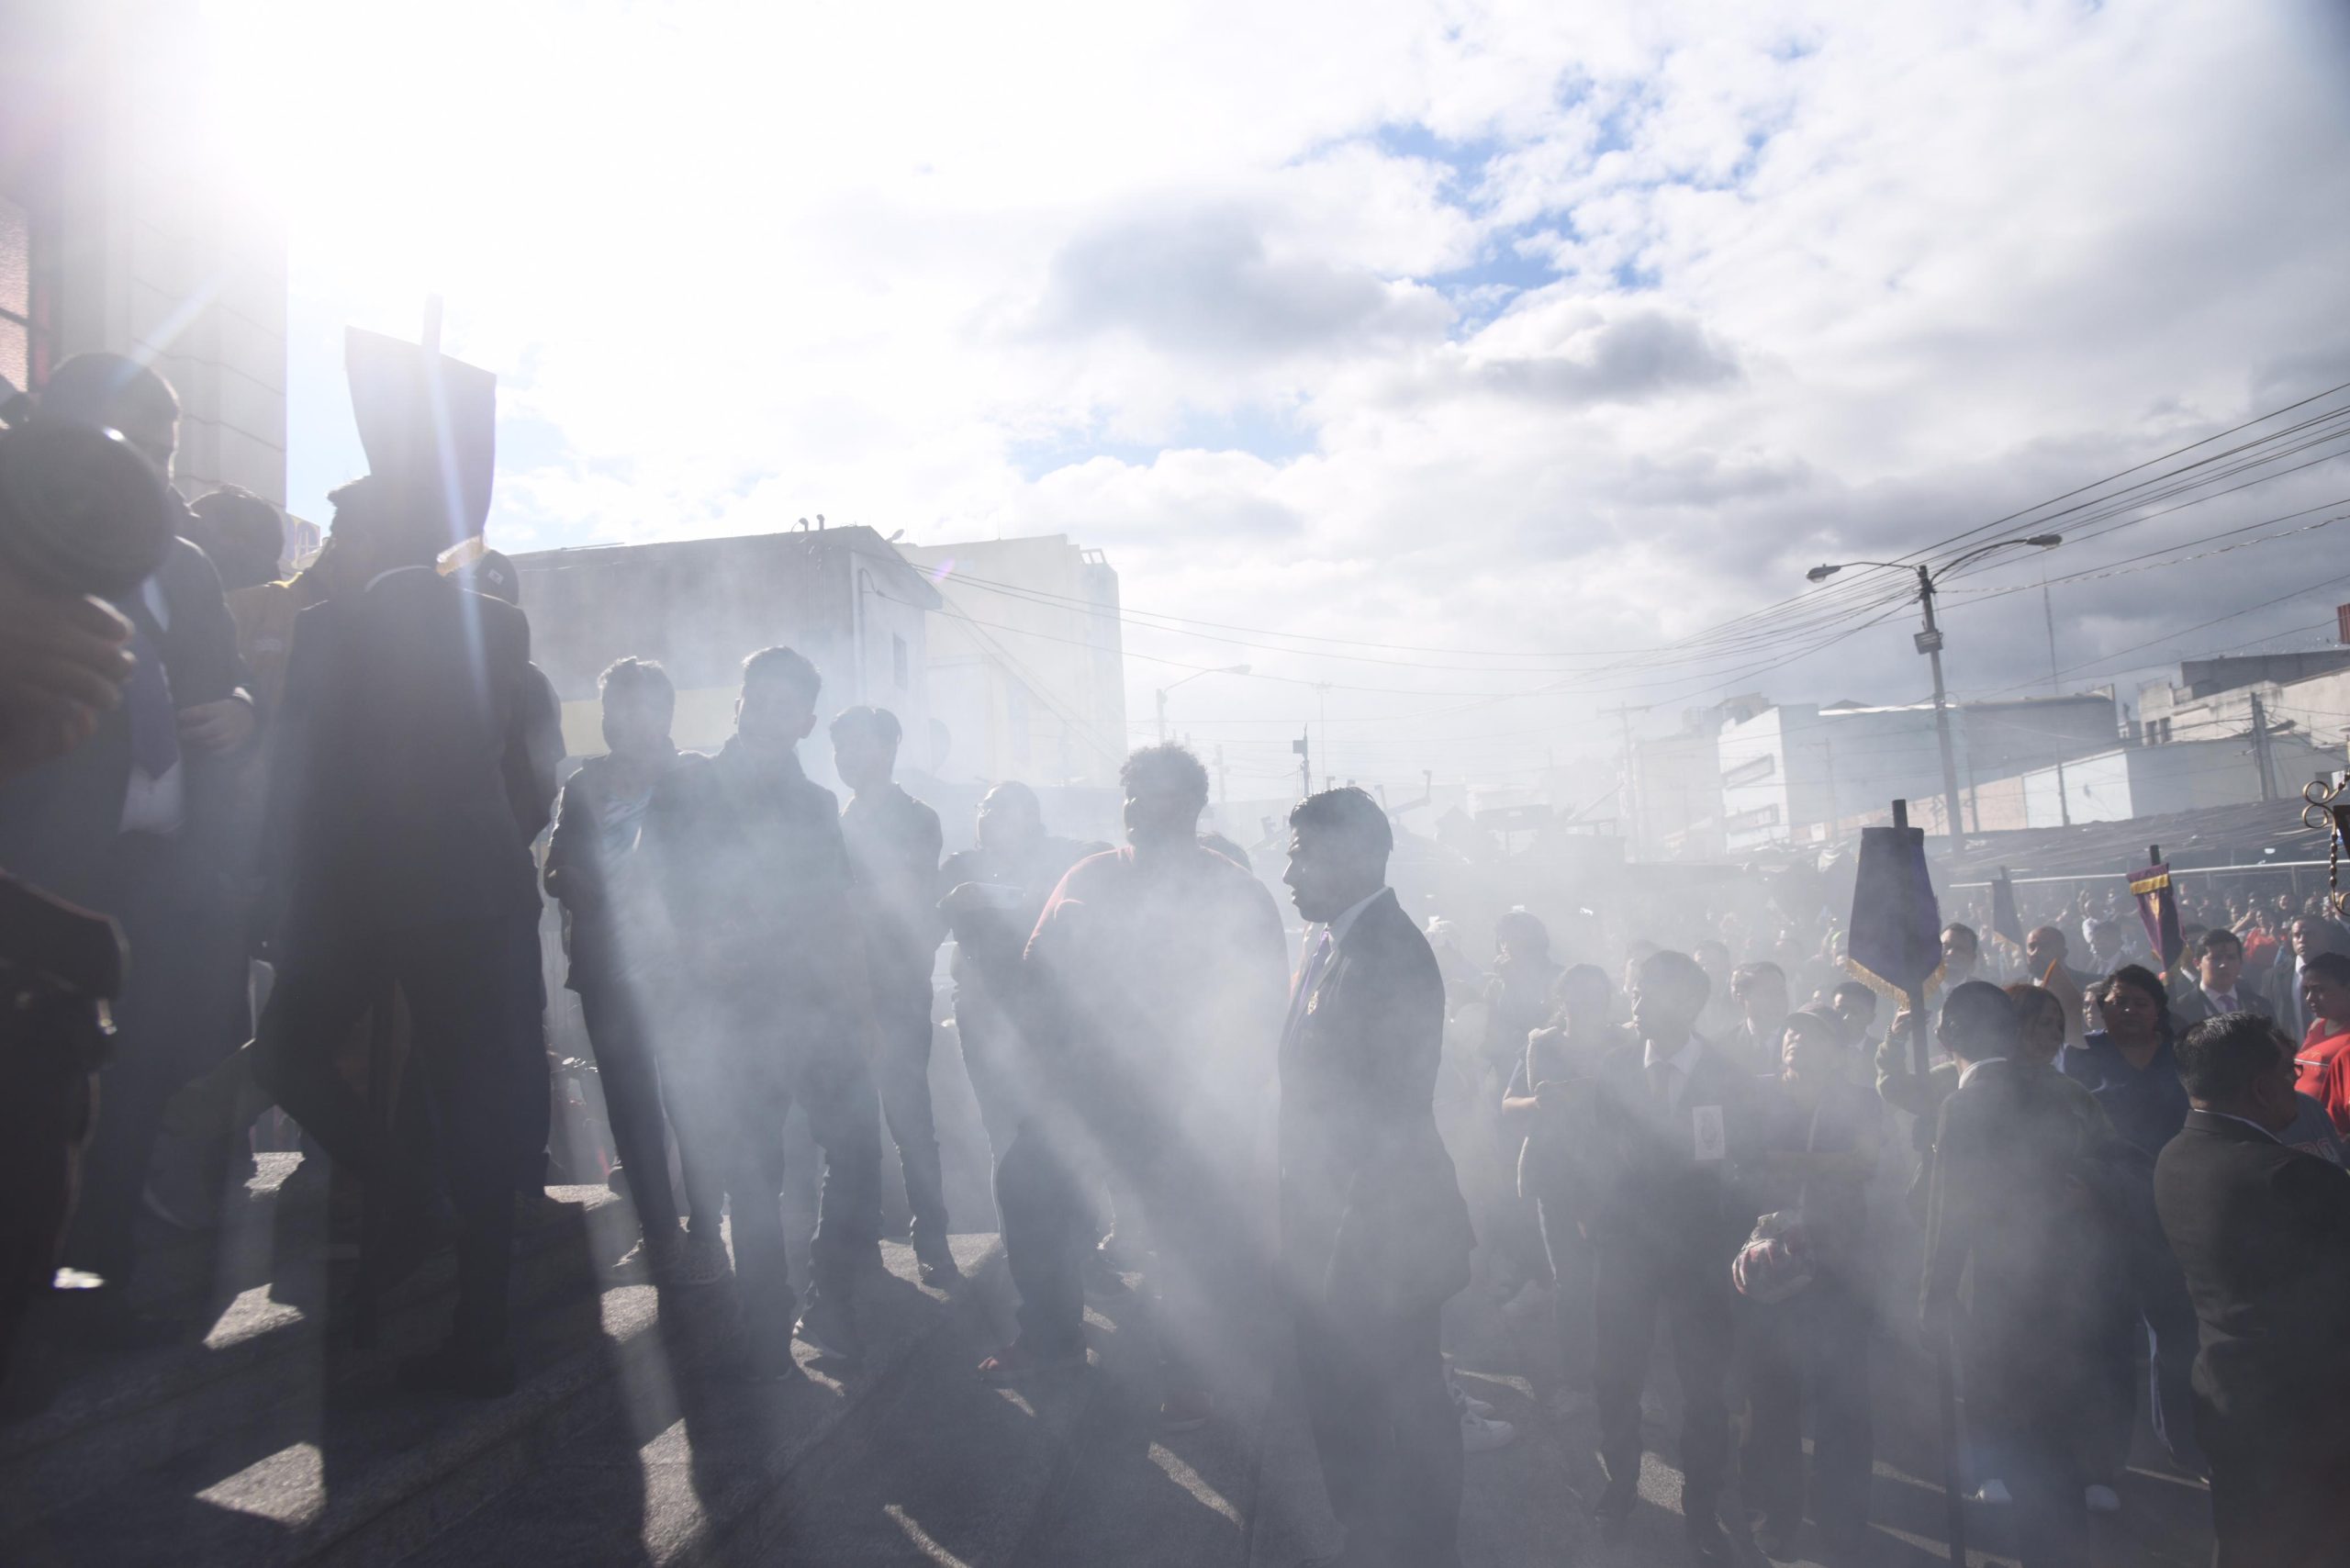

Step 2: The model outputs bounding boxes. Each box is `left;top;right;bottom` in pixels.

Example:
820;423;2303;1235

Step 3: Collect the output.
937;781;1096;1161
0;420;162;1389
0;354;256;1346
1279;788;1472;1568
983;744;1286;1435
251;474;544;1395
544;657;723;1284
1922;980;2108;1566
831;704;957;1287
1720;960;1790;1075
2063;963;2204;1475
1500;962;1623;1408
1741;1010;1883;1562
641;646;883;1374
1576;948;1759;1561
2156;1012;2350;1568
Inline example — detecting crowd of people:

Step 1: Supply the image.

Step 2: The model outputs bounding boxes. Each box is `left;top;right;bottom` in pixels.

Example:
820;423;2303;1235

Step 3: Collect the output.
3;350;2349;1568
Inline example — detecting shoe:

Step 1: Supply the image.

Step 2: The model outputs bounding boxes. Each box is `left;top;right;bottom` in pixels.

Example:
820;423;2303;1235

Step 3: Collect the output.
918;1251;963;1290
1082;1249;1131;1301
1683;1509;1736;1563
2085;1483;2121;1514
1970;1478;2012;1506
794;1294;862;1363
615;1226;685;1282
1460;1409;1516;1453
977;1337;1085;1383
1160;1389;1214;1432
677;1232;733;1287
1455;1389;1496;1418
398;1341;518;1398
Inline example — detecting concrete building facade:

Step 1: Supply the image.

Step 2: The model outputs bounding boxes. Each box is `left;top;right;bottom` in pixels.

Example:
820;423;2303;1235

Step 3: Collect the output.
1;4;287;504
899;536;1128;790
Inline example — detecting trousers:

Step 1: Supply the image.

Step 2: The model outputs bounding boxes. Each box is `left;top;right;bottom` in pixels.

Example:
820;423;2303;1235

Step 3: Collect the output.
1740;1272;1874;1547
664;1004;881;1346
870;966;949;1260
1594;1241;1733;1513
254;913;543;1350
578;981;711;1238
1296;1296;1462;1568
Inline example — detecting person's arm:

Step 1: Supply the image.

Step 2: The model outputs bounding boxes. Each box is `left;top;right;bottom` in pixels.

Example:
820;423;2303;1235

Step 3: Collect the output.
166;542;256;752
542;771;602;910
1501;1050;1541;1123
0;566;132;780
1919;1090;1982;1335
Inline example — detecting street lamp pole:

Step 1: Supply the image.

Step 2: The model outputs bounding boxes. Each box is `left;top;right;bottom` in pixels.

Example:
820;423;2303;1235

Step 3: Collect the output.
1806;534;2062;841
1912;564;1964;841
1155;664;1250;744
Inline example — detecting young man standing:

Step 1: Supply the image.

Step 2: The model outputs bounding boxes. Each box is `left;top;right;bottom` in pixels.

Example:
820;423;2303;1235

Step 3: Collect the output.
544;657;723;1285
830;705;957;1288
1280;788;1472;1568
1577;949;1759;1561
642;647;883;1374
983;745;1287;1430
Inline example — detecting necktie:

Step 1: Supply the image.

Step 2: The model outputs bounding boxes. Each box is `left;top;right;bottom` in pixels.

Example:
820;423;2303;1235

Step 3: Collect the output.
1285;930;1335;1045
123;622;180;778
1646;1058;1676;1109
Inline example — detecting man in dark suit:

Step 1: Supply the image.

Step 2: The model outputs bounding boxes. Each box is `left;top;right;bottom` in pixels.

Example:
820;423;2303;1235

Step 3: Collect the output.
831;704;957;1288
1575;947;1759;1560
0;356;257;1344
2266;915;2347;1043
1922;980;2109;1567
2170;928;2275;1031
2156;1012;2350;1567
252;475;546;1395
640;646;885;1375
1278;788;1472;1568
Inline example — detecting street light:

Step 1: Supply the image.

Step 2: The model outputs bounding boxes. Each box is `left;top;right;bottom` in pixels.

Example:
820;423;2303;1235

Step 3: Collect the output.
1801;534;2062;838
1156;664;1251;743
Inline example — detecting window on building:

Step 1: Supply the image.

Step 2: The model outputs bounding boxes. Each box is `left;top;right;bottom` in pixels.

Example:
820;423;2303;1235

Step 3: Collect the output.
0;195;30;393
892;633;909;690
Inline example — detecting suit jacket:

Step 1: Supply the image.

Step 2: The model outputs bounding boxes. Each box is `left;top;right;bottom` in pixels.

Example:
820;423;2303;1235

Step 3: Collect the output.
2154;1109;2350;1450
1921;1058;2113;1377
1278;888;1473;1316
0;537;249;907
639;740;869;1043
2169;980;2277;1031
2268;961;2317;1043
1576;1035;1762;1269
264;566;541;946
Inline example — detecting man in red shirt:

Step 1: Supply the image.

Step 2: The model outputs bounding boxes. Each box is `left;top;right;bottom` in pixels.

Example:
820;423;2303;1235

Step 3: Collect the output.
2289;952;2350;1134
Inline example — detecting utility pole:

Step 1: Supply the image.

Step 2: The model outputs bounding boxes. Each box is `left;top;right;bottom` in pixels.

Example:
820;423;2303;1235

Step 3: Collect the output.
1913;564;1966;845
2252;692;2277;801
1805;533;2060;842
1315;683;1332;794
2044;576;2072;826
1601;703;1647;858
1293;729;1311;799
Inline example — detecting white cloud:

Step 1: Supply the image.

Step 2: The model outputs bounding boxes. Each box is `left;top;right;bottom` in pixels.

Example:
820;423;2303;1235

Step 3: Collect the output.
249;0;2350;792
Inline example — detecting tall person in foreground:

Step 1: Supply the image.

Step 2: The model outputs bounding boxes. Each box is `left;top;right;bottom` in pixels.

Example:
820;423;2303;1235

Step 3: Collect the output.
2155;1013;2350;1568
252;475;546;1396
1279;788;1472;1568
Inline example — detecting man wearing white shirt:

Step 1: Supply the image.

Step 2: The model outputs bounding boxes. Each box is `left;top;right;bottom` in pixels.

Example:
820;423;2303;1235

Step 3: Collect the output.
2171;929;2274;1030
1280;788;1472;1568
1576;949;1758;1561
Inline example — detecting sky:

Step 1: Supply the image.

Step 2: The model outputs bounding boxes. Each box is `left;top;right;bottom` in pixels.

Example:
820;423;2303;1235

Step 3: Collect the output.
219;0;2350;803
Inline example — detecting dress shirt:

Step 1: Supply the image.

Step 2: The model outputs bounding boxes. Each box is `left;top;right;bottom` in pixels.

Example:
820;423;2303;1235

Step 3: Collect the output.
1640;1036;1701;1111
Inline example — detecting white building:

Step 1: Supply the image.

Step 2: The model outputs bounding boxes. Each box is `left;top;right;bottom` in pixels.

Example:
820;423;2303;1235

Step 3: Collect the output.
2009;734;2338;827
1718;694;2118;851
898;535;1127;790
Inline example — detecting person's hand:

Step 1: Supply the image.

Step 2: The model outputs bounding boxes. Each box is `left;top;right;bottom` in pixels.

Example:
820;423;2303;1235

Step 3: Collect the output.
0;566;136;780
176;693;255;753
